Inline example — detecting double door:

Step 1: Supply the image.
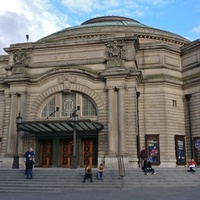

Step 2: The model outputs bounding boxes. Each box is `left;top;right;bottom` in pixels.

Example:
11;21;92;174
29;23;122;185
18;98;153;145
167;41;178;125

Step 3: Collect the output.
39;138;98;168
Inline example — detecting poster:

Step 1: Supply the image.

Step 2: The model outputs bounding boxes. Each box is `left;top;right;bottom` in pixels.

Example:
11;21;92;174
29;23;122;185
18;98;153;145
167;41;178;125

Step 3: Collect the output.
194;138;200;165
145;135;160;164
175;135;186;165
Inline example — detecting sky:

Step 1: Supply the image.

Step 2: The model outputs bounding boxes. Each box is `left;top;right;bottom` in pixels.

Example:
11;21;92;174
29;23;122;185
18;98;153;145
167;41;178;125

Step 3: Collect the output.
0;0;200;55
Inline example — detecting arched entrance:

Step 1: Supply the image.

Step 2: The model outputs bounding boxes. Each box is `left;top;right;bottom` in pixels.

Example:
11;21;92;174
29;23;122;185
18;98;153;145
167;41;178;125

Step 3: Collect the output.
20;119;103;168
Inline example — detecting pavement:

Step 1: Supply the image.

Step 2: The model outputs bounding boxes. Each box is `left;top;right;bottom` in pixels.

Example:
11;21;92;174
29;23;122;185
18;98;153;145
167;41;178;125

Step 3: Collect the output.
0;187;199;200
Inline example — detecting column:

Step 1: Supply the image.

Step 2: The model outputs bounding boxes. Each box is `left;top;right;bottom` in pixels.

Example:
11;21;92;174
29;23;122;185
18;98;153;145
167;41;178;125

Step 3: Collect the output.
108;88;116;155
118;87;127;155
18;92;27;156
7;93;18;156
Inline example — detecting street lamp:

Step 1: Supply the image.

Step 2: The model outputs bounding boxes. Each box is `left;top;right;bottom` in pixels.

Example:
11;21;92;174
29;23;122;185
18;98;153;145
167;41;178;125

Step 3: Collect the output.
12;113;23;169
70;106;80;169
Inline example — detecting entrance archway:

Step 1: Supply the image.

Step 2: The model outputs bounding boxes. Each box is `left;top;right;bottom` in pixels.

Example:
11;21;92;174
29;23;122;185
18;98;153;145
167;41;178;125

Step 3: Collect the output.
20;120;103;168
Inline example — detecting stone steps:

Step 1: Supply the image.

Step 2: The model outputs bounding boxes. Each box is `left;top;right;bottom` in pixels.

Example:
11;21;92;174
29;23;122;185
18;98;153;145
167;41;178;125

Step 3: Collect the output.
0;168;199;192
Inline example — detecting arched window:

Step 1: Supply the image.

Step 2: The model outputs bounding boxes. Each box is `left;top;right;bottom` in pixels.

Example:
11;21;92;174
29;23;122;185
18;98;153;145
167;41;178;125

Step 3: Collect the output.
62;93;76;117
41;93;97;118
41;97;56;118
82;96;97;116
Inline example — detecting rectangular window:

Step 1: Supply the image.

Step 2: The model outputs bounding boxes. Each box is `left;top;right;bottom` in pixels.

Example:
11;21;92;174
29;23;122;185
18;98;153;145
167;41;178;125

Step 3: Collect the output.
62;93;76;117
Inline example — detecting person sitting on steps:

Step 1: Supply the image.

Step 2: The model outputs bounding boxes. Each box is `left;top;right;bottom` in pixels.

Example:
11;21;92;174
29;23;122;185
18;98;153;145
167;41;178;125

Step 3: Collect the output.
83;165;93;183
188;158;197;173
143;157;157;175
97;164;105;180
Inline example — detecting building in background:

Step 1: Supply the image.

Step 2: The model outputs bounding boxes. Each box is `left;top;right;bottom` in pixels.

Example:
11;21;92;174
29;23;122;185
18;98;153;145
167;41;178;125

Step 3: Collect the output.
0;16;200;168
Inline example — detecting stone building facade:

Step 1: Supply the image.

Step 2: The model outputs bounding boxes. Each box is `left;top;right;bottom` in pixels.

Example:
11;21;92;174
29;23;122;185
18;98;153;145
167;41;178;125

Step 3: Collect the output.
0;16;200;168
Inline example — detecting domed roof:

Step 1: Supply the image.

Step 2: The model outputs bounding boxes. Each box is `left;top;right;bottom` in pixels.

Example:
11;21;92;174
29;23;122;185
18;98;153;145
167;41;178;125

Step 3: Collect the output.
81;16;146;27
37;16;189;44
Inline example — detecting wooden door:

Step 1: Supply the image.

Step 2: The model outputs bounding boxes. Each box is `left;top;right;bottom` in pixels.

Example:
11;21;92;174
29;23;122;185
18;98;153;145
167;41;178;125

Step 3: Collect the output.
60;139;73;168
82;139;98;167
40;139;52;167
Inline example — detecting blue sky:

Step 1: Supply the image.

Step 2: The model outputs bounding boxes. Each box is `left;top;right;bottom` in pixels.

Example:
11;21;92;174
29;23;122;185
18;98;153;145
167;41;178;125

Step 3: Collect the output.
0;0;200;55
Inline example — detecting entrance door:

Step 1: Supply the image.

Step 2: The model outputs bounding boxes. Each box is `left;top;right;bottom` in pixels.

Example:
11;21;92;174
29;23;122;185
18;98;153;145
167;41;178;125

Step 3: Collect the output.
60;139;73;168
82;139;98;167
40;139;53;167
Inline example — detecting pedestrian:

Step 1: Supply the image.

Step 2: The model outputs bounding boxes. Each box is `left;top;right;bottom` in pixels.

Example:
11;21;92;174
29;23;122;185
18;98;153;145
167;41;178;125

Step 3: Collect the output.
140;146;147;170
26;156;35;179
188;158;197;173
83;165;93;183
97;164;105;180
24;147;35;175
143;157;157;175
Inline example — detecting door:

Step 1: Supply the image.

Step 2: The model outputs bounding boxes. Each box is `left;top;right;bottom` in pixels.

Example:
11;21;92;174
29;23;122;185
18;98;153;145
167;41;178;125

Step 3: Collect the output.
60;139;73;168
82;138;98;167
40;139;53;167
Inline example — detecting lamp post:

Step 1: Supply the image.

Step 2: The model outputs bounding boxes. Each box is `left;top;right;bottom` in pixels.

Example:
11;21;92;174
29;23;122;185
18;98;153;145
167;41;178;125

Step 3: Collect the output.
70;106;80;169
12;113;22;169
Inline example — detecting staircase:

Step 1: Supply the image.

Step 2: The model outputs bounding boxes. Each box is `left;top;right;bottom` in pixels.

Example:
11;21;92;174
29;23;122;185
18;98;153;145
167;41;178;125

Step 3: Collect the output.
0;168;199;192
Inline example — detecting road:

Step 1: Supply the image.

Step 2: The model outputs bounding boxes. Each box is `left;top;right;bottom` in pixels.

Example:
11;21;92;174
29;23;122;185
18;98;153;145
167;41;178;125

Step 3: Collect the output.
0;187;198;200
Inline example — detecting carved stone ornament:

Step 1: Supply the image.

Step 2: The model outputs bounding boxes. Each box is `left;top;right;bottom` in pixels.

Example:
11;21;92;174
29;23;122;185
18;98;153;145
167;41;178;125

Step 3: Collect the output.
13;49;30;67
57;74;77;93
105;41;125;59
11;49;30;76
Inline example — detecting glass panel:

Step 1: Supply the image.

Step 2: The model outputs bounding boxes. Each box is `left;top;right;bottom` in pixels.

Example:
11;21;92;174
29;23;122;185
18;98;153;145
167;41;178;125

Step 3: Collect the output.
62;93;76;117
42;97;56;118
82;96;97;116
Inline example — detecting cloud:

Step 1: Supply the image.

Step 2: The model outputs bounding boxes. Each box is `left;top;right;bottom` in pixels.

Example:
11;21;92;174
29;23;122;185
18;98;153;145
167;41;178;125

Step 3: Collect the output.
191;26;200;34
0;0;69;55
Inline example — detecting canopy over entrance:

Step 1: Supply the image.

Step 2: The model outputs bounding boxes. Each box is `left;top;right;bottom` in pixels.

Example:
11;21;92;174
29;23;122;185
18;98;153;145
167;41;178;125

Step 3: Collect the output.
19;119;104;136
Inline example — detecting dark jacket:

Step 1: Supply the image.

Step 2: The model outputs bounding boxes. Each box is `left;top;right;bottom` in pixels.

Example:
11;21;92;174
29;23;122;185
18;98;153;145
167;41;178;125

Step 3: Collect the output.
24;151;35;162
144;160;152;169
140;150;146;159
26;160;35;170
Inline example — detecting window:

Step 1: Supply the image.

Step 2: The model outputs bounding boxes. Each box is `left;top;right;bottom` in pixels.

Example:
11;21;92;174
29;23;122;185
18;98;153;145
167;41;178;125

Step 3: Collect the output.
82;96;97;116
41;93;97;118
41;97;56;118
172;100;177;107
62;93;76;117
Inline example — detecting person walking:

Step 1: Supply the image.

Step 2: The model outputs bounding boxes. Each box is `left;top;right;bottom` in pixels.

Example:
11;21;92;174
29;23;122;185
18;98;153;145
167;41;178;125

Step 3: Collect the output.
24;147;35;175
